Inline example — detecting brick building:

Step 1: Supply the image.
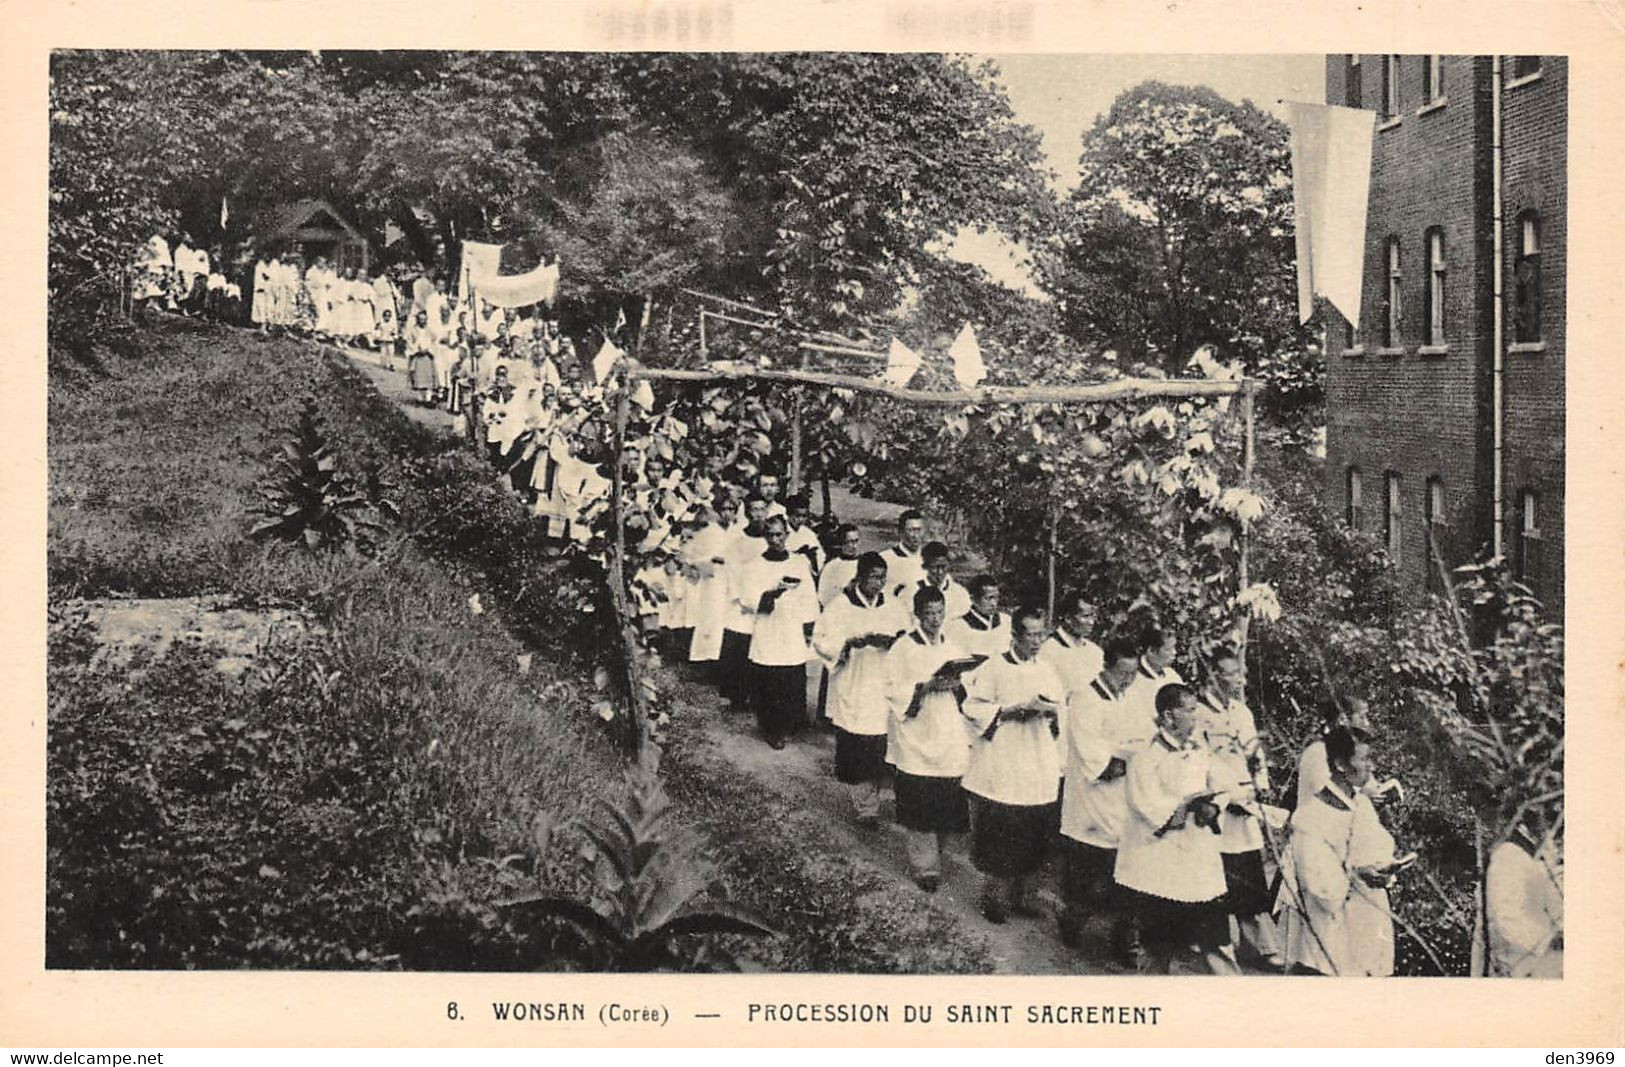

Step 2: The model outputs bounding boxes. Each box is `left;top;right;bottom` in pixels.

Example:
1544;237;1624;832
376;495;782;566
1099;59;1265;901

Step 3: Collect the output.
1322;54;1564;613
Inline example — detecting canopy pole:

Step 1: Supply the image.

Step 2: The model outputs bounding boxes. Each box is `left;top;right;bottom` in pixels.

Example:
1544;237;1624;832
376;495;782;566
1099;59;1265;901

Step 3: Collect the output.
1238;380;1256;659
608;376;644;757
790;347;806;492
1046;498;1058;623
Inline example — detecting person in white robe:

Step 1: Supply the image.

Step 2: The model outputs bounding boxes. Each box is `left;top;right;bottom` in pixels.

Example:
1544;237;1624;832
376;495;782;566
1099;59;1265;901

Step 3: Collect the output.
1056;635;1144;957
885;584;976;890
944;574;1008;659
738;515;819;748
249;256;273;328
1196;647;1282;967
818;524;863;609
1114;682;1236;974
684;498;740;669
1294;698;1402;809
879;509;927;592
961;607;1065;924
718;496;771;711
1484;815;1562;978
813;553;896;820
1118;623;1184;751
1039;591;1104;756
1280;726;1409;976
890;541;970;633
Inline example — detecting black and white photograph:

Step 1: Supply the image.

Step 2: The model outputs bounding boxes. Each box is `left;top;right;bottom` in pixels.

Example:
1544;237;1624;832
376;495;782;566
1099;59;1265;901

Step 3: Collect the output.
16;5;1625;1047
40;45;1571;983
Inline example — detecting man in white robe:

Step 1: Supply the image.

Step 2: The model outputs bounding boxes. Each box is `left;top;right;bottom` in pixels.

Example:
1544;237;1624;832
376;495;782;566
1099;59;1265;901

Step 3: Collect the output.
1057;636;1144;957
1280;726;1404;976
1114;682;1236;974
891;541;970;633
1039;591;1104;752
885;585;975;890
1118;624;1184;751
720;495;771;711
944;574;1008;659
813;553;895;817
684;497;740;669
818;524;863;609
739;515;819;748
1196;648;1282;967
1485;813;1563;978
962;607;1065;923
879;509;927;591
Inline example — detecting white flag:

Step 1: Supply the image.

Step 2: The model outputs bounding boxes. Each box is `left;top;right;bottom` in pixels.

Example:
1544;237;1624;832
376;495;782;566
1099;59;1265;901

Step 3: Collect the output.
631;379;655;410
592;338;624;384
882;338;922;387
1285;101;1376;327
948;322;986;388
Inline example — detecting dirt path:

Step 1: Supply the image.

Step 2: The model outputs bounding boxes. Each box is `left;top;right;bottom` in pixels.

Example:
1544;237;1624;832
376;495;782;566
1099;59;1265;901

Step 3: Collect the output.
336;345;1118;975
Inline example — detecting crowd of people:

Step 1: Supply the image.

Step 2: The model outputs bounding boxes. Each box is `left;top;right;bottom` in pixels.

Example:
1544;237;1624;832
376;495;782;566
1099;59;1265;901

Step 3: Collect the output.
128;231;1561;980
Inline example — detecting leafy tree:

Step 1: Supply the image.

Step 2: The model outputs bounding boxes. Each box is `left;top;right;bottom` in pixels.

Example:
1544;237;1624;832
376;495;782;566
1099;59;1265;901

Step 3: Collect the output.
1038;82;1317;420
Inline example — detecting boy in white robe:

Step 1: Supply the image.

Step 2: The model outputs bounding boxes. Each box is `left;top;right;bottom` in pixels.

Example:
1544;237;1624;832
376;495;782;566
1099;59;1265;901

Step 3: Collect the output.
813;553;895;821
739;515;819;748
886;585;976;891
1114;682;1236;974
1057;636;1145;957
962;607;1065;923
1196;648;1281;967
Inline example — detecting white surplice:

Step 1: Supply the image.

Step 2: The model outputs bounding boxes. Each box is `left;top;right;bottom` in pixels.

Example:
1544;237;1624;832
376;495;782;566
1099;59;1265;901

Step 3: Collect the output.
961;650;1065;807
813;586;895;737
1114;730;1227;904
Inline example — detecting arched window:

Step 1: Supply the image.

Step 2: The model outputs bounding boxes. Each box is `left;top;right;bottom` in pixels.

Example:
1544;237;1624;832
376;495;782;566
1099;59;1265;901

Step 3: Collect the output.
1382;55;1402;118
1515;211;1542;343
1346;54;1363;108
1424;228;1447;346
1347;467;1363;529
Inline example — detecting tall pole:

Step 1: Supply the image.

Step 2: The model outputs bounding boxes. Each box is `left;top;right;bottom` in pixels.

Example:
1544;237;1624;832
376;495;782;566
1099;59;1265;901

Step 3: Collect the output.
1238;380;1257;657
609;374;645;756
790;347;807;492
1046;498;1058;623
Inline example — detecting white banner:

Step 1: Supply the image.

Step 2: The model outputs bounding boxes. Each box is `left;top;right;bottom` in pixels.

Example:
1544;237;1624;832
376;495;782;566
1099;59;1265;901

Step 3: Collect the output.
1285;101;1376;327
458;240;561;308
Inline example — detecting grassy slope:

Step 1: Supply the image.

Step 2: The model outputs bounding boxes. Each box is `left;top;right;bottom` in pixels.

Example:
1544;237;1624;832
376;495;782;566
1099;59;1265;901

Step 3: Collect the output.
47;318;995;973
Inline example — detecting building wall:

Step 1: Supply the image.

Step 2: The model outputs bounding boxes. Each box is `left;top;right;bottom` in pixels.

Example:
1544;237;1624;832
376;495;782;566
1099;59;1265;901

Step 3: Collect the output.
1499;57;1566;611
1323;55;1493;591
1322;55;1564;613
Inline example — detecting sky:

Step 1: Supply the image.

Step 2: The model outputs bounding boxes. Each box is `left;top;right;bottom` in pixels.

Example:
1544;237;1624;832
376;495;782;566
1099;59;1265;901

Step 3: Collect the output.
943;53;1326;297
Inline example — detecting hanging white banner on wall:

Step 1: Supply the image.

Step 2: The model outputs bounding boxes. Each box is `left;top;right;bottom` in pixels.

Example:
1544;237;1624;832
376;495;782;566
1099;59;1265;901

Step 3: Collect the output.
1285;101;1376;327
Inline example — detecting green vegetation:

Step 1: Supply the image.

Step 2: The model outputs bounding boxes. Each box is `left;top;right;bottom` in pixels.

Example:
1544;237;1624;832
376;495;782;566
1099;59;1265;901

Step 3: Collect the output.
47;319;996;972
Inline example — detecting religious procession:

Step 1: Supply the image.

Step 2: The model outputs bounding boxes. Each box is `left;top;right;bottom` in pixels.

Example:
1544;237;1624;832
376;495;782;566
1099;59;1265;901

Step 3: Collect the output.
118;221;1561;982
50;51;1567;992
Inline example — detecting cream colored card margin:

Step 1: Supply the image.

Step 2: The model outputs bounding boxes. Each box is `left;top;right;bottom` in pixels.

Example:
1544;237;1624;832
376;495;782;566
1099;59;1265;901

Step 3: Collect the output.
2;0;1621;1049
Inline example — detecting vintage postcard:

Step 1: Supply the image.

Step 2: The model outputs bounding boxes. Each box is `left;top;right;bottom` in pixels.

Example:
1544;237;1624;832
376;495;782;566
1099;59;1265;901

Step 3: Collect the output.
4;0;1623;1050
